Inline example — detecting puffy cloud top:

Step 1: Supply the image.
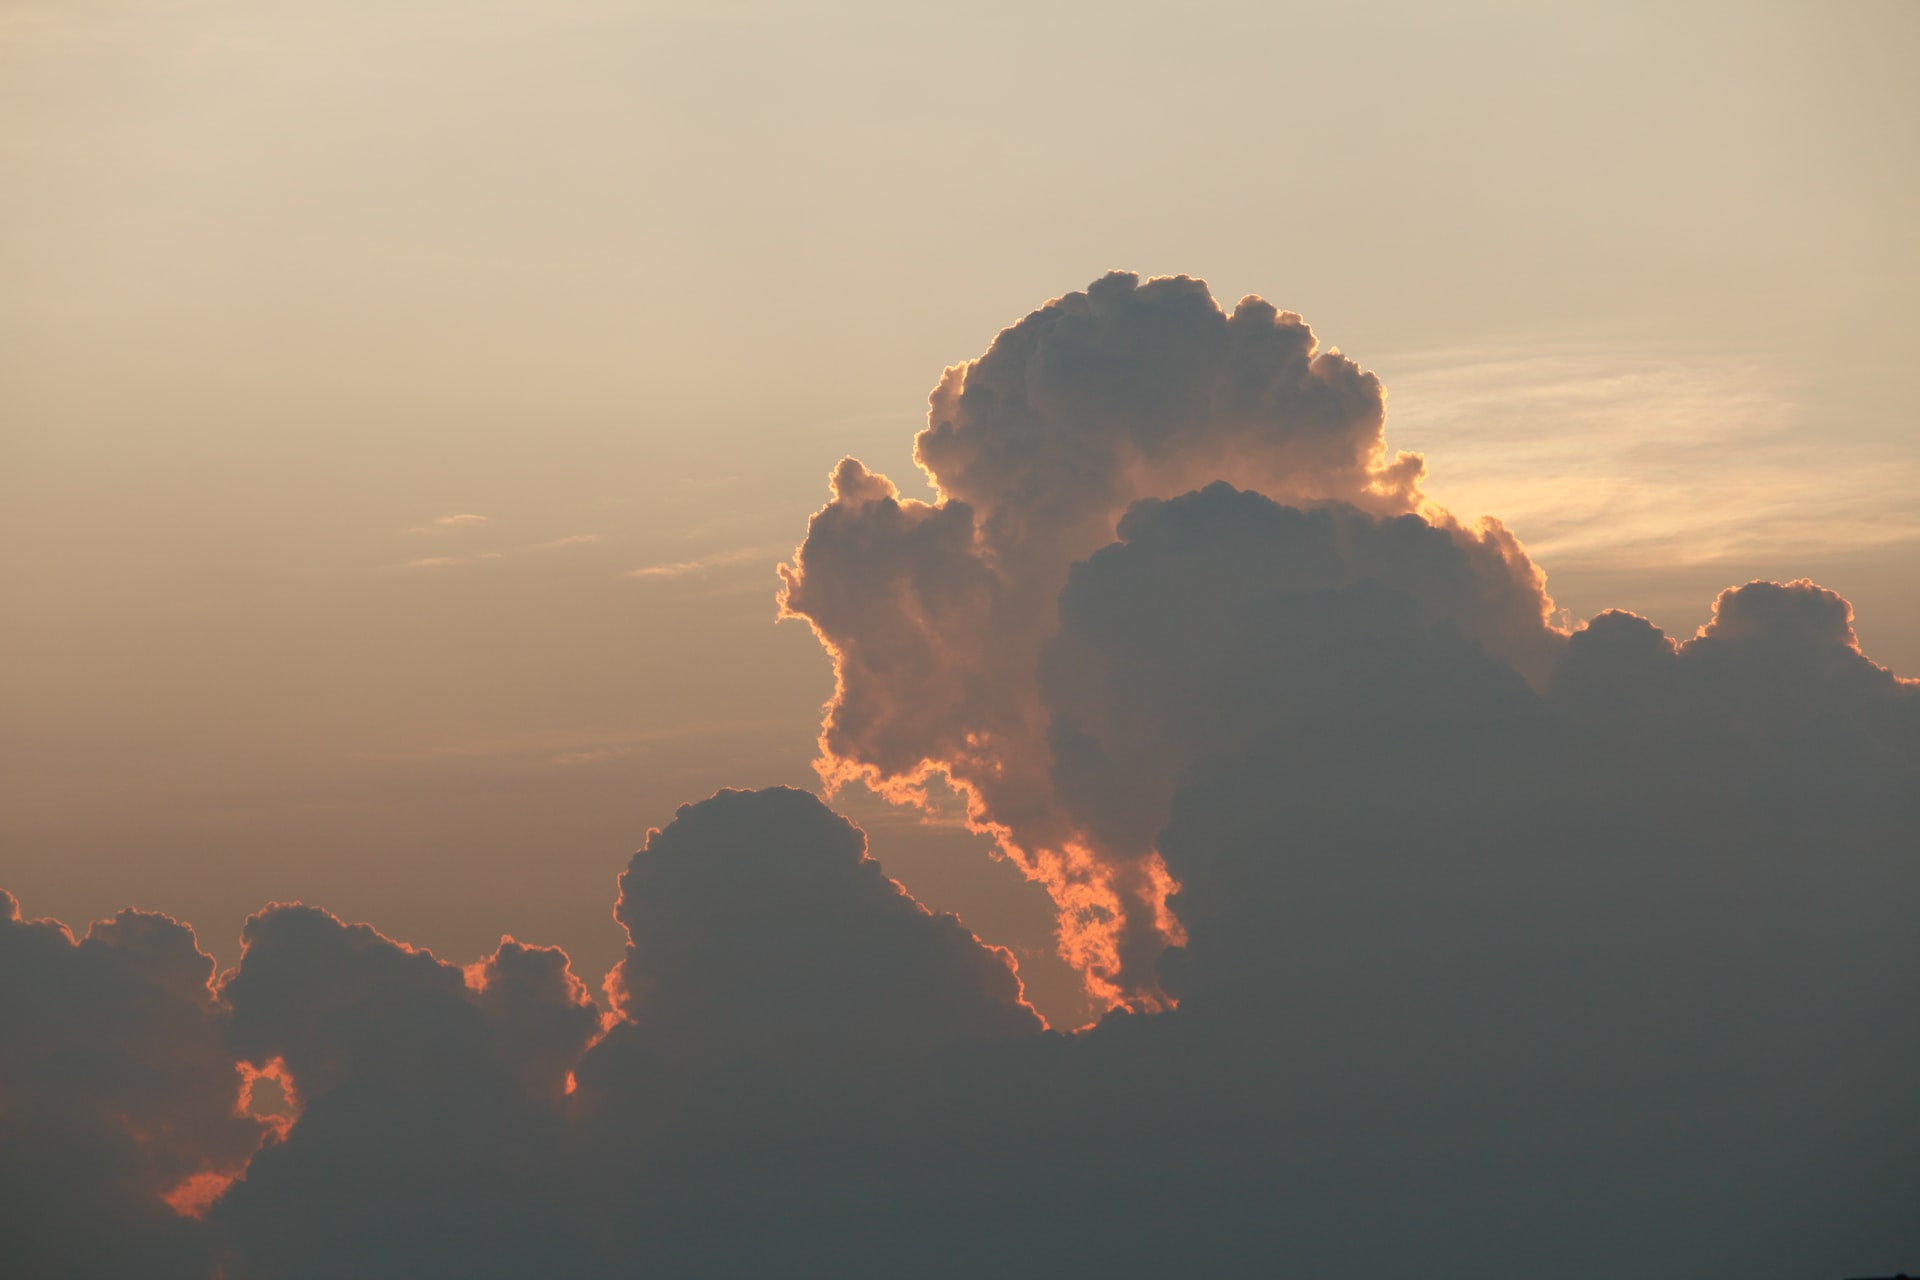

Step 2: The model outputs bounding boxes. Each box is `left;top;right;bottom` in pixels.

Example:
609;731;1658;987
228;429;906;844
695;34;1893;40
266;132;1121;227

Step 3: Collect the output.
3;275;1915;1277
602;786;1042;1077
0;892;268;1277
916;272;1423;550
782;273;1552;1006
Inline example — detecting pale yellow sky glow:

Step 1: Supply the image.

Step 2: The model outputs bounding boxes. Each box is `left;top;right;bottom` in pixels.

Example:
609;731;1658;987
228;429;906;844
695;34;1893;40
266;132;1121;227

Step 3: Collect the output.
1385;340;1920;569
2;0;1914;1026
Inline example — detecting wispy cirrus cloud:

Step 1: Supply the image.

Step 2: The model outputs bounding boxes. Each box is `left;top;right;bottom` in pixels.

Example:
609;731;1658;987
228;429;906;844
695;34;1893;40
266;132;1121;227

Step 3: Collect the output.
386;526;605;571
396;553;505;571
1378;340;1920;569
622;546;779;581
404;513;492;535
383;530;607;572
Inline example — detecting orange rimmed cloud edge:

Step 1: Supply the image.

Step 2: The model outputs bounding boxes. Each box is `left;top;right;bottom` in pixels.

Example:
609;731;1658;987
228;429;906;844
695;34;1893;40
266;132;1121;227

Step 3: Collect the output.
4;274;1915;1277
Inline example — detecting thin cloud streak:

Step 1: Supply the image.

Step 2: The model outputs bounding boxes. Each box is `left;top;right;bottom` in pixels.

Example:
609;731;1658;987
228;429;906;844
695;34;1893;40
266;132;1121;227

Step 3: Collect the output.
403;513;493;535
622;545;780;581
394;553;504;570
1382;341;1920;568
386;535;602;571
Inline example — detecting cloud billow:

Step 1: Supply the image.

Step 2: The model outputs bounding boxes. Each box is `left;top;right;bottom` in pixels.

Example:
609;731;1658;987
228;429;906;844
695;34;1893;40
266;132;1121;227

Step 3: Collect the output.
780;271;1554;1006
1;274;1915;1277
0;893;269;1278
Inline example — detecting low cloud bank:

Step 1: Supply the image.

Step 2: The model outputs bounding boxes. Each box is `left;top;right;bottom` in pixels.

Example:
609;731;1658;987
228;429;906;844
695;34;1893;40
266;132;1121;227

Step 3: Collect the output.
3;275;1915;1277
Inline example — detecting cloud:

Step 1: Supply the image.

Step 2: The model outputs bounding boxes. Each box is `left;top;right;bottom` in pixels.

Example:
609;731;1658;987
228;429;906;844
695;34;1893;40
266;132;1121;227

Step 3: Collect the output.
390;535;600;572
1125;573;1918;1274
526;533;602;551
0;790;1055;1276
1036;482;1555;989
3;274;1916;1276
622;545;778;580
0;891;271;1277
1378;340;1920;568
212;905;599;1277
594;787;1041;1073
404;513;492;534
395;552;506;570
621;559;705;579
778;271;1553;1007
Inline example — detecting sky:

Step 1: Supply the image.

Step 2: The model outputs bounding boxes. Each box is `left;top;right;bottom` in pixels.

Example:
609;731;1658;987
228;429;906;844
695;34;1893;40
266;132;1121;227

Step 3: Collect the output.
2;2;1917;1274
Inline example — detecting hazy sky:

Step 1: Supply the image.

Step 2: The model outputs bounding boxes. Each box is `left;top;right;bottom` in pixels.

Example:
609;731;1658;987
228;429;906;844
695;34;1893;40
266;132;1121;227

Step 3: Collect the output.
4;5;1919;1274
4;0;1916;1022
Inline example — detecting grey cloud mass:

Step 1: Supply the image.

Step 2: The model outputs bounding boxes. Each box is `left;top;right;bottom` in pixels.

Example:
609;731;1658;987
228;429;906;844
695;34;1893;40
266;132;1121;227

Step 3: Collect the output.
2;275;1915;1277
781;272;1554;1005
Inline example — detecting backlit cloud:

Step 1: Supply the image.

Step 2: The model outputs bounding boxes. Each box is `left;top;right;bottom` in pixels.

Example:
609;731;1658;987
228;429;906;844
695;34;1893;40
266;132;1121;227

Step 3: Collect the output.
2;275;1914;1277
778;272;1555;1006
0;891;272;1277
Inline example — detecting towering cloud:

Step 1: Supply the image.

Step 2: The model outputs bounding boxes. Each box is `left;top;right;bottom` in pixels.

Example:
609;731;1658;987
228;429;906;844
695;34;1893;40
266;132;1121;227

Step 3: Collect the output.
2;274;1915;1276
780;271;1556;1006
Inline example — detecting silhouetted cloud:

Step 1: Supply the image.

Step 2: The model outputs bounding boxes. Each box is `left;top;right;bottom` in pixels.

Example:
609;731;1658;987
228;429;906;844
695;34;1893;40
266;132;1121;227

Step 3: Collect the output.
1124;573;1919;1275
566;787;1049;1273
596;787;1041;1072
0;892;268;1278
2;274;1915;1277
213;906;598;1278
780;271;1553;1005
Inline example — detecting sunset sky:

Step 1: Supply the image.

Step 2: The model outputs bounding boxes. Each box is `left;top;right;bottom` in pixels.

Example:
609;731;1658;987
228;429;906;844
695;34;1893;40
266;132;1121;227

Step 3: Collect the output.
3;3;1916;1275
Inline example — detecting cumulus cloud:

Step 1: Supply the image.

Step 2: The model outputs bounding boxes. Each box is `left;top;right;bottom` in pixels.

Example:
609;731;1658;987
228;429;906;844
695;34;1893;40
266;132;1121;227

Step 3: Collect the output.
3;273;1916;1277
213;906;599;1278
779;271;1554;1006
1040;482;1553;979
1122;573;1919;1274
566;788;1050;1272
0;892;270;1277
592;787;1040;1081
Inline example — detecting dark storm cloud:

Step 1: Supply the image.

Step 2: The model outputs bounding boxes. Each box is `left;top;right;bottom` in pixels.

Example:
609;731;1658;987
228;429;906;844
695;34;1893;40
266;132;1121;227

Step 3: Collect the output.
3;274;1916;1276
